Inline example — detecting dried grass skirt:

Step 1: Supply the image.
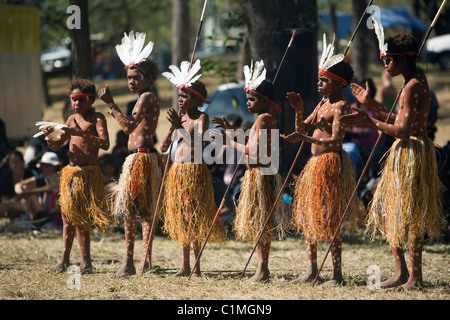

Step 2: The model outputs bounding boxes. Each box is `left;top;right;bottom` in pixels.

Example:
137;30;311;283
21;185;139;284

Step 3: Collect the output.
366;136;446;247
109;152;163;222
234;168;289;244
162;162;227;245
59;165;112;233
291;151;363;242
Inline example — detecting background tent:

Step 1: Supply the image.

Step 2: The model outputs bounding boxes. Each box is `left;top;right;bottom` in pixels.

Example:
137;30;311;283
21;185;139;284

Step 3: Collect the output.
319;6;428;39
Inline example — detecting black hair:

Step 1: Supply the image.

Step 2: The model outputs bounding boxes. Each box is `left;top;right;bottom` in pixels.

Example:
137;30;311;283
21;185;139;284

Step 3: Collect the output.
68;78;96;97
254;80;275;101
327;60;354;87
182;80;208;104
127;58;159;82
386;33;419;55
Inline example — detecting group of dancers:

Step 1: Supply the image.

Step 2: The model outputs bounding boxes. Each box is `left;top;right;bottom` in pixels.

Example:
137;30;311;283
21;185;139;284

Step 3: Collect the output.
38;17;447;290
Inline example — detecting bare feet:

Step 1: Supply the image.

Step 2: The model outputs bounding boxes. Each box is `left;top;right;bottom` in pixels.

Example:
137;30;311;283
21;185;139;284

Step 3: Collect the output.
79;260;92;274
322;278;344;287
401;279;423;290
380;272;409;289
175;269;191;277
250;270;270;282
137;261;152;275
291;269;319;283
113;261;136;278
49;259;71;273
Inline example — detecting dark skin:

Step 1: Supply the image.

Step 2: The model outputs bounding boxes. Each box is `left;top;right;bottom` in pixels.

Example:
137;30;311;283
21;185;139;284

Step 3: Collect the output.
45;88;110;274
98;67;160;278
280;75;351;286
339;54;430;290
212;91;276;282
160;87;209;277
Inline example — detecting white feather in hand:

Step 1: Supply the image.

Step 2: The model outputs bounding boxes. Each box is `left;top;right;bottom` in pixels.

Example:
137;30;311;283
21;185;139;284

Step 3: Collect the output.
319;33;344;70
33;121;68;141
243;60;266;90
372;17;388;56
115;31;154;66
162;59;202;88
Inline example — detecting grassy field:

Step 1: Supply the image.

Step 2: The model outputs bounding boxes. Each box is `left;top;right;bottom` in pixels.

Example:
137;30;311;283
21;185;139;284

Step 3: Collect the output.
0;229;448;301
1;61;449;303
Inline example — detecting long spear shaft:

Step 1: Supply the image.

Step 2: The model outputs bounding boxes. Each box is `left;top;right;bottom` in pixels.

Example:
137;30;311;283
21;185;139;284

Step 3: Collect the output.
142;0;209;276
189;28;297;280
312;0;448;286
273;30;297;84
344;0;373;57
239;0;375;280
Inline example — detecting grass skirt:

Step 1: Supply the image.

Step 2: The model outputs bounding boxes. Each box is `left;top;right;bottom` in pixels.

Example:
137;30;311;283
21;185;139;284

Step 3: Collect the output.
292;151;362;242
234;168;289;244
109;152;163;221
366;136;446;247
162;162;227;245
59;165;112;233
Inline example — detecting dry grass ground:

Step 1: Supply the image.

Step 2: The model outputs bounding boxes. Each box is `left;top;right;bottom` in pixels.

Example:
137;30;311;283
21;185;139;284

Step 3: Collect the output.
1;61;449;304
0;230;448;301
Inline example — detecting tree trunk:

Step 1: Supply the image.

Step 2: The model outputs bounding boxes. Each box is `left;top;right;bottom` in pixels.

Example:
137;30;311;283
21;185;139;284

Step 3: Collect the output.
171;0;191;108
351;0;371;81
242;0;281;65
69;0;92;79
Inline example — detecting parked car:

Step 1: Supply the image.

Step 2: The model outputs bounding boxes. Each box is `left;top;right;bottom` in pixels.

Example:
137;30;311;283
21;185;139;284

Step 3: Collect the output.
424;34;450;71
40;40;71;74
201;82;255;129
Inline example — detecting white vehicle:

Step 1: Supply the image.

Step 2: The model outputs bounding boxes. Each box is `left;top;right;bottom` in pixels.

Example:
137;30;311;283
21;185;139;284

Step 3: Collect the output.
424;34;450;71
40;40;71;74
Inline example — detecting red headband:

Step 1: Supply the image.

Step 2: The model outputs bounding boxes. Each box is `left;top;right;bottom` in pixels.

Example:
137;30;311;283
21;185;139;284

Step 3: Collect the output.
70;93;94;99
128;63;146;72
180;84;211;104
244;87;281;115
380;52;417;58
318;69;348;86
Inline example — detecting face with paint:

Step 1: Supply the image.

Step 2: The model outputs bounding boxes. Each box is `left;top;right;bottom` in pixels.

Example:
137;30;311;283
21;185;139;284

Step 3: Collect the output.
127;68;152;94
381;55;405;78
317;75;342;97
70;88;95;116
178;87;202;113
246;91;270;115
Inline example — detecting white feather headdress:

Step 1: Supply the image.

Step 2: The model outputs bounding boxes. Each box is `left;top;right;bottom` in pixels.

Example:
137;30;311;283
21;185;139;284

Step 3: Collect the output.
371;16;388;57
162;59;202;88
115;31;154;66
319;33;344;70
243;60;266;90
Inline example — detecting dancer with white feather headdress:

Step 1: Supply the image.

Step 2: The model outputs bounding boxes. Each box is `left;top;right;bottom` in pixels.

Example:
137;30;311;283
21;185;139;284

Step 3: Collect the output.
340;18;447;290
280;34;363;286
160;59;227;277
97;31;163;278
212;60;289;282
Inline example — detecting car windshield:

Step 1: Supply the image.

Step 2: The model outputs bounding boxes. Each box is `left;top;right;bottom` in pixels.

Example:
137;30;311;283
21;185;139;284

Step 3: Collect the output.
202;84;255;128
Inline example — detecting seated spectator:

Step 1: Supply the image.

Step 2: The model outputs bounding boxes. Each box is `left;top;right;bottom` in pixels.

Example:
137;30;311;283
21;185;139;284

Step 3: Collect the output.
14;151;61;229
0;150;36;219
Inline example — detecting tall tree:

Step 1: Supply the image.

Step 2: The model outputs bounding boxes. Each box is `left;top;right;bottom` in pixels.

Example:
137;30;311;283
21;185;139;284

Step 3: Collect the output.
170;0;191;108
69;0;92;79
351;0;371;81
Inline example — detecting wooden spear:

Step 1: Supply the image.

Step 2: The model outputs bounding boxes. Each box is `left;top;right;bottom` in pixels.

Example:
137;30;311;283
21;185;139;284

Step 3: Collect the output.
312;0;448;286
239;0;375;280
141;0;209;276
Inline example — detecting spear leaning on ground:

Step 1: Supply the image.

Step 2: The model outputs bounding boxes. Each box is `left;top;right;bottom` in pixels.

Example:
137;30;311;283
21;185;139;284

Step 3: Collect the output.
312;0;448;286
141;0;209;277
187;30;297;280
239;0;374;280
